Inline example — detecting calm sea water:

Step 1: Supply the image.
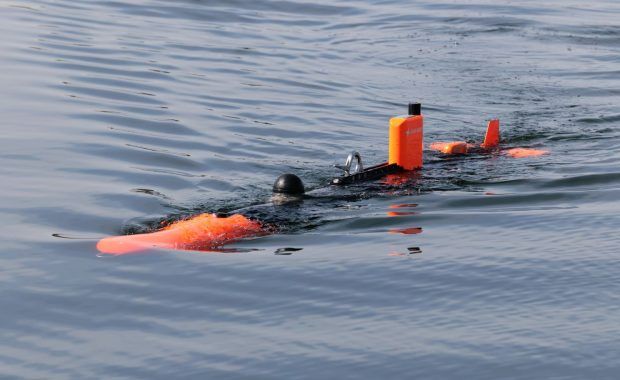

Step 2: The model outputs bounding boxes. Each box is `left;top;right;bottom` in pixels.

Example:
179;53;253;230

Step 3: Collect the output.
1;0;619;378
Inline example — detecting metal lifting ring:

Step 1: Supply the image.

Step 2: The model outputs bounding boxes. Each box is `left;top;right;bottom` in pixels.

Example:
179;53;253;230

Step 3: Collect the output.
335;151;363;175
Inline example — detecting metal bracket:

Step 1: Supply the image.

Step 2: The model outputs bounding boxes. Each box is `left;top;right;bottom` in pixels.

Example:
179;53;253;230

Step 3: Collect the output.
334;151;364;176
331;162;402;186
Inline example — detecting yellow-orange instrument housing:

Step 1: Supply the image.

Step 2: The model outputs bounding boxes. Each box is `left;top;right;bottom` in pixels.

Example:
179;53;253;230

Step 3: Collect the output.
389;111;424;170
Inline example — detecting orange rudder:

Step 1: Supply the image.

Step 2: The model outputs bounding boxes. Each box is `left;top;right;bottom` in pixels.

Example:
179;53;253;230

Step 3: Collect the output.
481;119;500;148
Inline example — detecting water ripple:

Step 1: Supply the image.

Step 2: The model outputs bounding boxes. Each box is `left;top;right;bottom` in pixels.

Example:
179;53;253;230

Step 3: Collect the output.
1;0;620;378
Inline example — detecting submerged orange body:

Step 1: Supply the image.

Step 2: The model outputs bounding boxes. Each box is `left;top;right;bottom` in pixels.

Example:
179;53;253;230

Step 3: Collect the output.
505;148;549;158
389;114;424;170
429;141;469;154
97;213;263;255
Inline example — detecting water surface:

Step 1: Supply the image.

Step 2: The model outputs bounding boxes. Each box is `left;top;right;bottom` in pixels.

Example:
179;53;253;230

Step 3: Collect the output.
1;0;619;378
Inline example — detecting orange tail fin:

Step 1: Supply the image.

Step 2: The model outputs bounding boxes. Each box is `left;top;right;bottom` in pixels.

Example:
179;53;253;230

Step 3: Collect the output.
97;213;263;255
481;119;500;148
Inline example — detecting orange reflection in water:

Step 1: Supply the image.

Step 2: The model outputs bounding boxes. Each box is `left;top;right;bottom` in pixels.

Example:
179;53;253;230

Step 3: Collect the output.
389;203;418;209
387;211;417;217
386;202;423;253
389;227;423;235
381;171;421;187
387;203;418;216
387;202;418;217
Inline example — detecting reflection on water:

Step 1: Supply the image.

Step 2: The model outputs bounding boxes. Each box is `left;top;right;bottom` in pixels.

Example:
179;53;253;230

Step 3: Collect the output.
389;203;419;209
1;0;620;378
386;210;417;216
389;227;423;235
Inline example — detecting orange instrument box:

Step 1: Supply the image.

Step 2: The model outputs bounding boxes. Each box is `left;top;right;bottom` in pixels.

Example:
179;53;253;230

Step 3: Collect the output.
388;103;424;170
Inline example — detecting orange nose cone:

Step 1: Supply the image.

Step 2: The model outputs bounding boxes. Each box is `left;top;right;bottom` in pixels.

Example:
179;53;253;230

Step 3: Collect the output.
96;234;156;255
97;213;264;255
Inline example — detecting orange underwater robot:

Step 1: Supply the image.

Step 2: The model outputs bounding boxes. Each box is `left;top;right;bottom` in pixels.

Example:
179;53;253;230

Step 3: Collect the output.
97;103;548;255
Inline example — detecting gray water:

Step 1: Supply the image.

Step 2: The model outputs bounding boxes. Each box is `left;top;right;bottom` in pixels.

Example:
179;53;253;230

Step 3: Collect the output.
1;0;619;378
